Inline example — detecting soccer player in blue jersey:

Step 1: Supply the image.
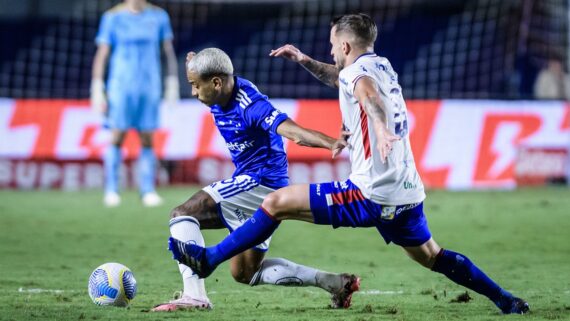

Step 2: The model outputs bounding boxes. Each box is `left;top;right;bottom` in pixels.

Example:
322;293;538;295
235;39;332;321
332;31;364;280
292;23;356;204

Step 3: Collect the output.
151;48;360;311
169;14;530;314
91;0;179;207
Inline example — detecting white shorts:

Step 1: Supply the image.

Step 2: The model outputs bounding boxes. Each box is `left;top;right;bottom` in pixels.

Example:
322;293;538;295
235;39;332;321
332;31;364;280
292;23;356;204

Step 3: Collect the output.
203;174;276;251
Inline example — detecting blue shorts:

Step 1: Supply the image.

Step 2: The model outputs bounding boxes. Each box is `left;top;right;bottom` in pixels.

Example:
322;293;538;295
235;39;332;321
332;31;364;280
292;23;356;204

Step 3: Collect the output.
106;87;161;131
309;180;431;247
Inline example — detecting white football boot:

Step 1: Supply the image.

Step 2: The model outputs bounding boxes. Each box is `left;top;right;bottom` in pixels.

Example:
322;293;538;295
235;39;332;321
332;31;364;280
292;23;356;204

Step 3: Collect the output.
103;192;121;207
142;192;164;207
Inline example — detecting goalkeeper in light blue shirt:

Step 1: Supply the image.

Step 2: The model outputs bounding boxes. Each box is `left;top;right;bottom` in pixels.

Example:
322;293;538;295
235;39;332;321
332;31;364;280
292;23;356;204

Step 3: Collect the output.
91;0;178;207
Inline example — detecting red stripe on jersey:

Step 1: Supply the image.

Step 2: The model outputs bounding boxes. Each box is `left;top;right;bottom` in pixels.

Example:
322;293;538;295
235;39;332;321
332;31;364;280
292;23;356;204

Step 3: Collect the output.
359;103;372;160
330;188;366;205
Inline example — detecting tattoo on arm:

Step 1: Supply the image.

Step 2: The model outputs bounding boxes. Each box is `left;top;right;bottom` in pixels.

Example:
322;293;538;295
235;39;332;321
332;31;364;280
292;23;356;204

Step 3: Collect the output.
363;97;388;128
300;59;339;88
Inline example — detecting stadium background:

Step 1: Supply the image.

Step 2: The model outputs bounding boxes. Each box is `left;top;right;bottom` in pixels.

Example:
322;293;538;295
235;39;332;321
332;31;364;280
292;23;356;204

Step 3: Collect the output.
0;0;569;191
1;1;570;321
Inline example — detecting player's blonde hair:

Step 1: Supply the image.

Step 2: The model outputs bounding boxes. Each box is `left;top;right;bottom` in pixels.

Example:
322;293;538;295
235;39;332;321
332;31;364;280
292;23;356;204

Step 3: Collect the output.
331;13;377;49
187;48;234;79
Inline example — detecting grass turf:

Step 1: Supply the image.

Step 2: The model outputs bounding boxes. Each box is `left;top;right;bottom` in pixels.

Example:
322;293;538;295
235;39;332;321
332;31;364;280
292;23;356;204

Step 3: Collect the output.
0;187;569;321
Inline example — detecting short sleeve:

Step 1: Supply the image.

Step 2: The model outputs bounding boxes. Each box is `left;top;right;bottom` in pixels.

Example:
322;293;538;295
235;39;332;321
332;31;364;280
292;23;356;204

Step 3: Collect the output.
243;100;289;134
341;64;372;97
159;10;174;41
95;13;114;45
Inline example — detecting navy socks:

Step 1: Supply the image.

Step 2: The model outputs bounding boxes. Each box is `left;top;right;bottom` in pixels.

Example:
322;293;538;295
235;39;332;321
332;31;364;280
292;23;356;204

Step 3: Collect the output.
432;249;513;309
206;207;280;267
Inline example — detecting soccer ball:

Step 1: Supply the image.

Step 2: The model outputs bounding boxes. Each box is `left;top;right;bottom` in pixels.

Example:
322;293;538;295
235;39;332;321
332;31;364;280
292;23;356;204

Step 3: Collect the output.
88;262;137;307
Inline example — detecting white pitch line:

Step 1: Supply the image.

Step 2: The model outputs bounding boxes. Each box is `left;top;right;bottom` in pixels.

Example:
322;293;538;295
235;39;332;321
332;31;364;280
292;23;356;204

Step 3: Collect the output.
208;289;404;295
359;290;404;295
18;287;67;294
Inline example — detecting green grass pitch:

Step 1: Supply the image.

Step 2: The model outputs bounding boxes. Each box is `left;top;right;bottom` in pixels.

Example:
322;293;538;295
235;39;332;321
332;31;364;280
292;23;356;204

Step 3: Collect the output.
1;187;569;321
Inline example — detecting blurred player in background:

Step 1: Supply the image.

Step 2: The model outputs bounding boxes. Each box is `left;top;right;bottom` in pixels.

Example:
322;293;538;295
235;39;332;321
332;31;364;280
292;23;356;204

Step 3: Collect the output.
91;0;179;207
170;14;530;314
152;48;359;311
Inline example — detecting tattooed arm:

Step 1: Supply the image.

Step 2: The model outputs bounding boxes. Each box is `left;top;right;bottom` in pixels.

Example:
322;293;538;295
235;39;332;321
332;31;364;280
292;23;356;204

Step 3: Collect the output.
353;76;401;163
270;44;339;88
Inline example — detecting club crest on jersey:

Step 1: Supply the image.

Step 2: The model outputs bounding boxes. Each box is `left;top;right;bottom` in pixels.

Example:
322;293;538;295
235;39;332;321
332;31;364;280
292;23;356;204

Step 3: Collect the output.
226;140;254;152
381;206;396;220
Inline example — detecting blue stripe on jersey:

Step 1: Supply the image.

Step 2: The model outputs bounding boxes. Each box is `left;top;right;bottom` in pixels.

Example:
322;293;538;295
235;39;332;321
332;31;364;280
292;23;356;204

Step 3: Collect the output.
221;181;259;199
219;178;258;197
210;77;289;190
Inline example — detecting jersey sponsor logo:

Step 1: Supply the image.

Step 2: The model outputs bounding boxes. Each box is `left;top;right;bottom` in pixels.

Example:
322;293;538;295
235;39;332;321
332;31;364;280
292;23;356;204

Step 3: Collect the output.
339;77;348;86
234;208;247;222
226;140;255;152
264;110;282;127
403;181;417;189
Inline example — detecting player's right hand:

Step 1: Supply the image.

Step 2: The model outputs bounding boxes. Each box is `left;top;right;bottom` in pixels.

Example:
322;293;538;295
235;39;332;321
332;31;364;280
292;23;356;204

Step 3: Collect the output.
269;44;306;63
332;130;351;159
90;79;107;114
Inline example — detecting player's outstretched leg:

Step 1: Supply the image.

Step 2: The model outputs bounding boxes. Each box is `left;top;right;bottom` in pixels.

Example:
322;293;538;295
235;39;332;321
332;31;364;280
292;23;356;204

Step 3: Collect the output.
431;249;529;314
248;258;361;309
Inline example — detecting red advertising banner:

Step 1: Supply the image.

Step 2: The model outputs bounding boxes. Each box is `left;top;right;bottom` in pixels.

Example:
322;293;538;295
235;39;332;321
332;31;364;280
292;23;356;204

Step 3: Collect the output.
1;98;569;189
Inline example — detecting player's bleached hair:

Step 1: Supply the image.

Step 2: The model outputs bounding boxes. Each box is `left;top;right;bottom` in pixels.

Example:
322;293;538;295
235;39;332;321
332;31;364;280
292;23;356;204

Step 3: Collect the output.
187;48;234;79
331;13;378;49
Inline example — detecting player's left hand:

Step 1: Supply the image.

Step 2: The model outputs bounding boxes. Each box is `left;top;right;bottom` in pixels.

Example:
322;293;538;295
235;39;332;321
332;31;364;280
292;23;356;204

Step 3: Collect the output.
332;130;351;159
377;127;400;163
164;75;180;108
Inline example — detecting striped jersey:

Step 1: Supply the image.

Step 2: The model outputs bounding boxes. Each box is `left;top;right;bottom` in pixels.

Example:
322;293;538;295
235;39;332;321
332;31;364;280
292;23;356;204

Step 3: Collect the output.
338;53;425;205
210;76;289;189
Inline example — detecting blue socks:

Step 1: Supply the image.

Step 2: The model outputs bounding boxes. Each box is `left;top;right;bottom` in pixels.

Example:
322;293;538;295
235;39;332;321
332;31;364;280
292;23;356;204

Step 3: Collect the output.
139;147;156;195
104;145;121;194
206;207;280;267
432;249;513;308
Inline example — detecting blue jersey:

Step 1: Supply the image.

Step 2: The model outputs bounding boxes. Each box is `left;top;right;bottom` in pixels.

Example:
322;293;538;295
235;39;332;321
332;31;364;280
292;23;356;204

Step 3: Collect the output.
95;4;173;92
211;77;289;189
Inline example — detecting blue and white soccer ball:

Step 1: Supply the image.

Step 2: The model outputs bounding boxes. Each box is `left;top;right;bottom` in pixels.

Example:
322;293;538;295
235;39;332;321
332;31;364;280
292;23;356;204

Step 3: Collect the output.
88;262;137;307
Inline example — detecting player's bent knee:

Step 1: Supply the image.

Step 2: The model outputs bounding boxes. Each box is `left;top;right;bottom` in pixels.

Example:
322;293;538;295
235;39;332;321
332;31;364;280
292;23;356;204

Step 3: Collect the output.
230;268;255;284
169;205;192;219
260;192;288;219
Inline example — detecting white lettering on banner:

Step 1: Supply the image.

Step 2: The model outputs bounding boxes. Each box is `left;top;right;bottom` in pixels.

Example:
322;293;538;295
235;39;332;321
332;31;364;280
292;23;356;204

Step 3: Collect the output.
0;101;37;158
15;162;38;189
0;160;11;186
84;163;104;189
62;163;81;190
0;160;169;190
39;162;61;189
516;149;567;176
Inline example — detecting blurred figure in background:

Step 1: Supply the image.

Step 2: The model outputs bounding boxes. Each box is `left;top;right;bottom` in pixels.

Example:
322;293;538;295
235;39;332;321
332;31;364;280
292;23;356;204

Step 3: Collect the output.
533;57;570;100
91;0;179;207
